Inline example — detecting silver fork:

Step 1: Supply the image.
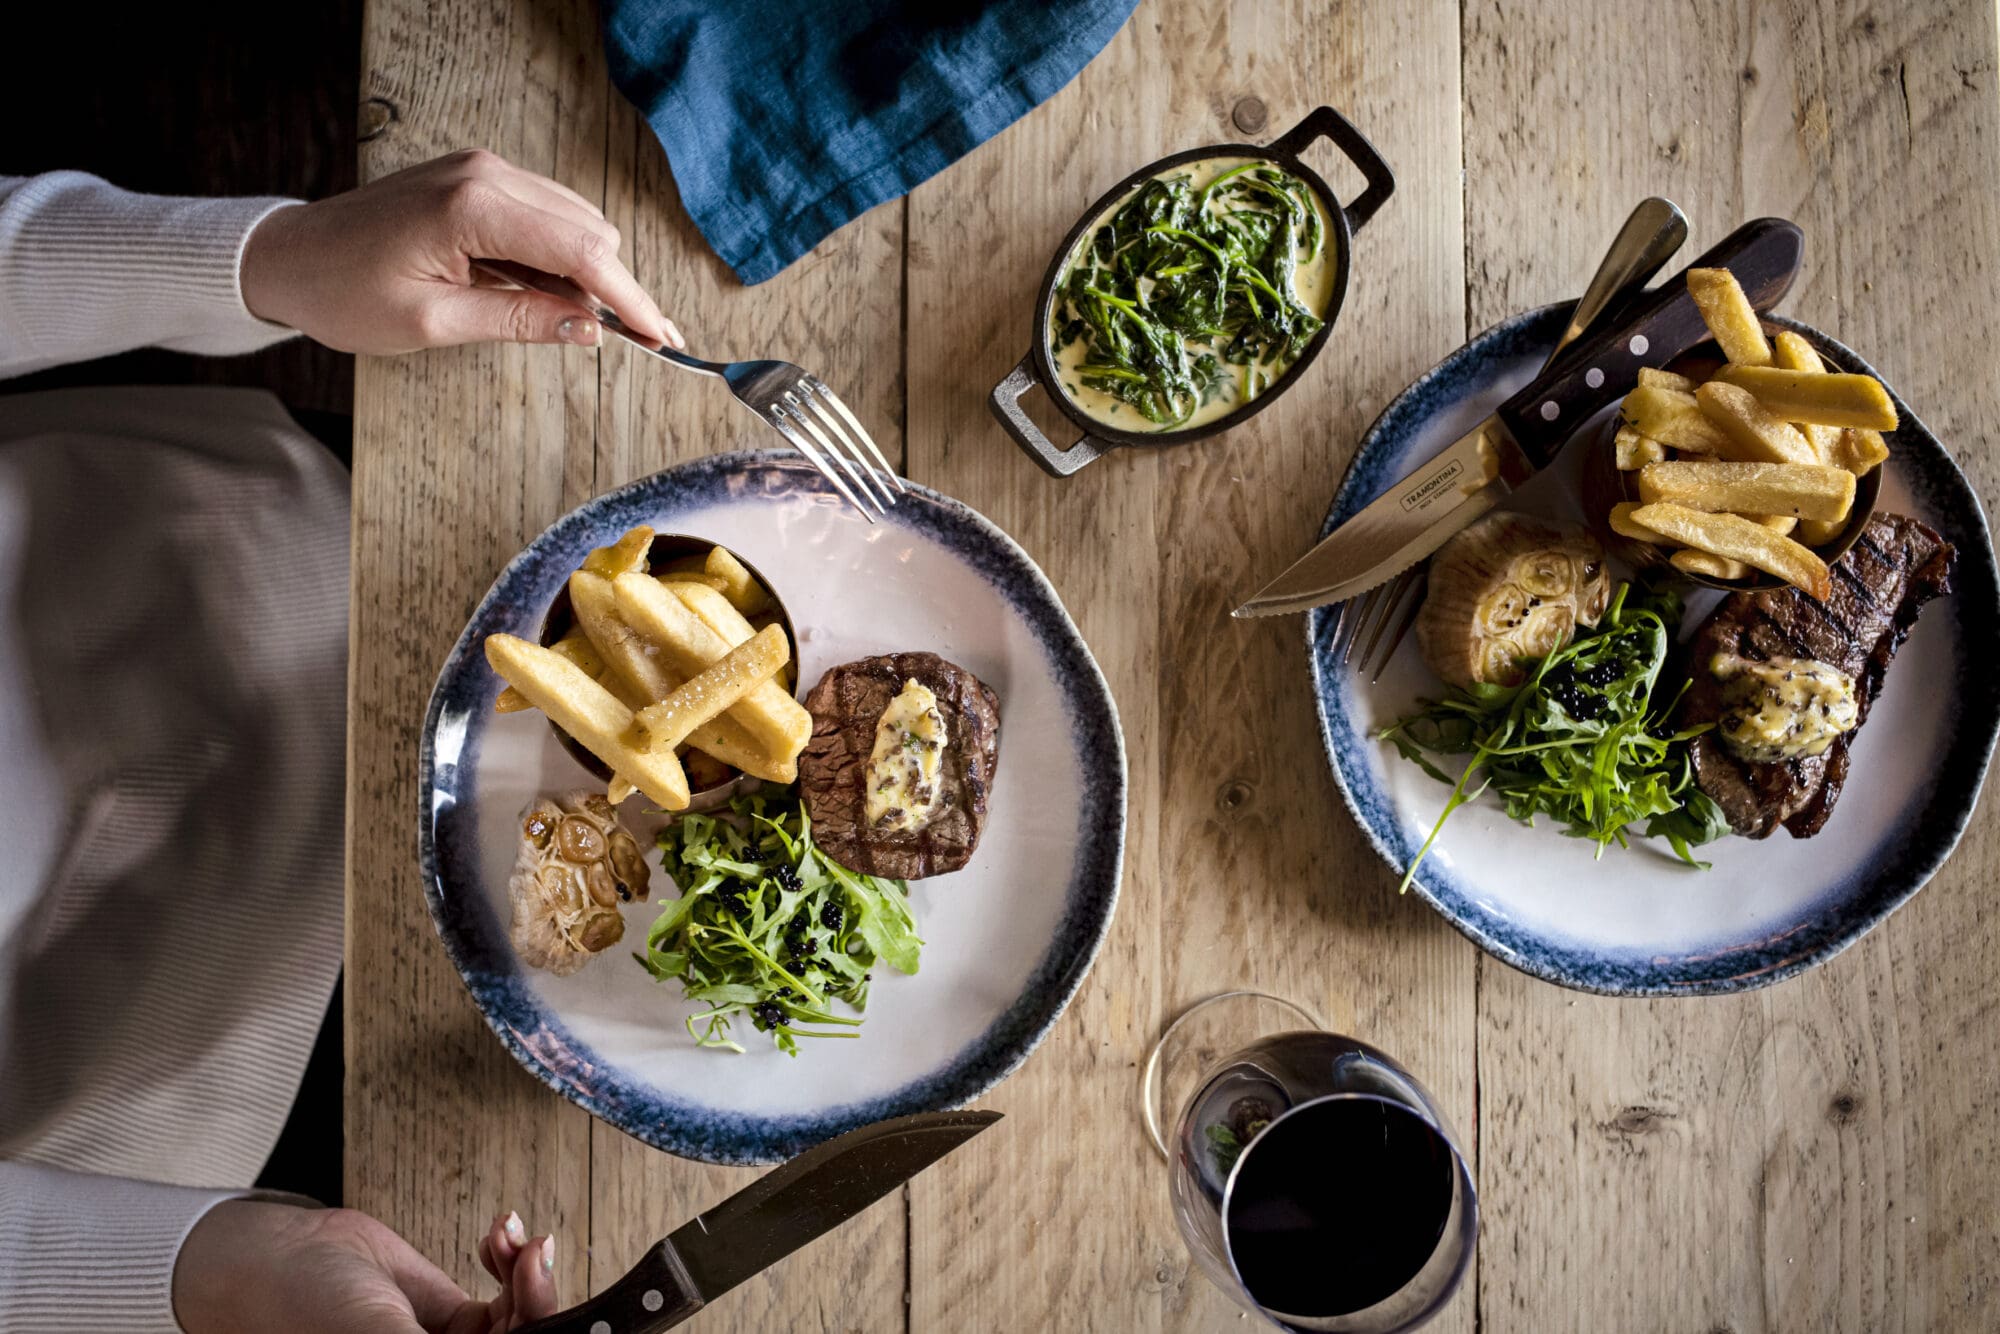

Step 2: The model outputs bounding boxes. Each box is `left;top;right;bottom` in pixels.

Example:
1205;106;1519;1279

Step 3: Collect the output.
470;258;904;522
1331;197;1690;680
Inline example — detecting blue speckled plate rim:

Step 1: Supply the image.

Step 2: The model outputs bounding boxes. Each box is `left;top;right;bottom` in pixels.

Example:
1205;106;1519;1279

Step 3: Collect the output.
416;451;1126;1163
1305;302;2000;997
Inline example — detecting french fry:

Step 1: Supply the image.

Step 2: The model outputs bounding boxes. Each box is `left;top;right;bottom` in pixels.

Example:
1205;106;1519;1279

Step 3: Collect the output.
1796;517;1846;546
1831;427;1891;476
1755;514;1800;536
1622;384;1732;453
1671;549;1750;581
1637;367;1698;393
656;572;730;593
582;525;655;578
611;573;813;764
704;546;772;616
1614;426;1668;470
483;633;690;810
1709;365;1899;431
1766;333;1841;464
1629;503;1831;599
497;631;608;712
607;775;636;804
634;624;789;753
1687;267;1773;366
1634;460;1855;521
1694;381;1819;465
570;571;794;782
1608;502;1672;545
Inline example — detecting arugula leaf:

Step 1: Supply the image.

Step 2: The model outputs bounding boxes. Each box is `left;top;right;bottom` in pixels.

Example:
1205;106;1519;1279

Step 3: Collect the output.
1380;582;1729;890
640;791;922;1055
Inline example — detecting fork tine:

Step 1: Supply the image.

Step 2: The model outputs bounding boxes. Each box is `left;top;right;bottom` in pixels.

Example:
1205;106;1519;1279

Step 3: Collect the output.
1368;576;1426;683
767;405;875;522
1327;598;1360;660
806;376;905;493
790;385;891;511
1360;570;1424;681
1340;584;1391;665
783;392;886;516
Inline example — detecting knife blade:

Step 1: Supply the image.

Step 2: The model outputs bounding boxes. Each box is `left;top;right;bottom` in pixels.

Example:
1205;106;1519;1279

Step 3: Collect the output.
516;1110;1000;1334
1233;215;1804;618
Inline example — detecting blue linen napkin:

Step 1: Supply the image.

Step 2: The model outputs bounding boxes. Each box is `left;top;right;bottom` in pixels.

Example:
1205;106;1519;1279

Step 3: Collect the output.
602;0;1139;285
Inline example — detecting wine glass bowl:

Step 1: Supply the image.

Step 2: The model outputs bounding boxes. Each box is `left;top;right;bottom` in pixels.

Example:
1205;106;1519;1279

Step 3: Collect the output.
1167;1031;1476;1332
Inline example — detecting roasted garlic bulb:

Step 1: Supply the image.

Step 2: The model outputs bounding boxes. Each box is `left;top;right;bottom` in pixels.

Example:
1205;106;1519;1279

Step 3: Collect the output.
1415;513;1610;689
507;793;651;975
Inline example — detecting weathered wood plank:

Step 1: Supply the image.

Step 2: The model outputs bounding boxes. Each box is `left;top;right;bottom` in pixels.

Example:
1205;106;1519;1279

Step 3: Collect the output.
903;2;1471;1329
349;0;606;1307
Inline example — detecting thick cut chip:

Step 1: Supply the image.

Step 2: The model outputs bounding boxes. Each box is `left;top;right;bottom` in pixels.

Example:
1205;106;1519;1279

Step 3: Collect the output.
581;526;655;578
1671;548;1750;581
1623;384;1732;453
634;624;789;753
483;633;689;809
1831;427;1891;476
1694;382;1819;465
704;546;772;616
611;573;812;764
1635;460;1855;521
1629;502;1830;599
1687;267;1773;365
1709;365;1899;431
1614;426;1668;470
1637;367;1698;393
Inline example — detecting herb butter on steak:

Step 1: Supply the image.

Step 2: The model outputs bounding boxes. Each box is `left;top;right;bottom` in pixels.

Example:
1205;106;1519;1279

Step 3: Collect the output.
798;653;1000;879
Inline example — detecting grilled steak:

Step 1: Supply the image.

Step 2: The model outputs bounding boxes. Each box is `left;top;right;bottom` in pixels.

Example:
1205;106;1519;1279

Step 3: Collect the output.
799;653;1001;879
1682;513;1954;838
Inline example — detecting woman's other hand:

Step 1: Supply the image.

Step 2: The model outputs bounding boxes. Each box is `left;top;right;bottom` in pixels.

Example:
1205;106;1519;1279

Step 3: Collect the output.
174;1200;561;1334
240;149;681;354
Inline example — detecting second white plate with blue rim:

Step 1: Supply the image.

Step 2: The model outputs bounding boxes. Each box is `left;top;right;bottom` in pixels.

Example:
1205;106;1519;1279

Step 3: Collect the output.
1310;303;1999;996
420;452;1124;1163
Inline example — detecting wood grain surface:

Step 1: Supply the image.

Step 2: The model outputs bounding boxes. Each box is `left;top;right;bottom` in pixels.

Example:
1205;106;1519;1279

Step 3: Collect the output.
349;0;2000;1329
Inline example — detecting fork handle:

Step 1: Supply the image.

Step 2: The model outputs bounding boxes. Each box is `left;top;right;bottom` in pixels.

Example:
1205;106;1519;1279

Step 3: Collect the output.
469;258;722;375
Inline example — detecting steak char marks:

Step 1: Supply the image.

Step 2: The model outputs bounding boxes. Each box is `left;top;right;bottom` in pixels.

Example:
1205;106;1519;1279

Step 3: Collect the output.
1683;513;1954;838
799;652;1000;879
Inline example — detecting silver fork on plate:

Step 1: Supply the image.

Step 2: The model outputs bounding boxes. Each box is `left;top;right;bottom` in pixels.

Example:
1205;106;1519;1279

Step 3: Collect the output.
470;258;903;521
1328;197;1690;679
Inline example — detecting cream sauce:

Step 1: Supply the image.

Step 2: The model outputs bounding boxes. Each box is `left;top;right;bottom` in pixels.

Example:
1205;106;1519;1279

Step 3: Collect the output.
1049;155;1338;434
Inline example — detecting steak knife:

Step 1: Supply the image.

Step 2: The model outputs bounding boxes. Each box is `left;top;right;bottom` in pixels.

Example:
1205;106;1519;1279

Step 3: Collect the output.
1233;216;1805;618
515;1110;1000;1333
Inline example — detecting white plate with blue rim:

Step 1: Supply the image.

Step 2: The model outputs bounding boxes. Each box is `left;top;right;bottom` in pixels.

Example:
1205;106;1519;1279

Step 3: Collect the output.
419;452;1124;1163
1310;304;1999;996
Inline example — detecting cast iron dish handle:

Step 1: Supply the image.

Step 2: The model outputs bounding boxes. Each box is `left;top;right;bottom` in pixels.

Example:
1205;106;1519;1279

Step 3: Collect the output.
1270;105;1396;233
989;355;1110;477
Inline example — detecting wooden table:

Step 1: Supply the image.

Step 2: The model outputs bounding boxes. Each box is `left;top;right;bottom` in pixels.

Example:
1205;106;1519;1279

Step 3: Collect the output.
349;2;2000;1327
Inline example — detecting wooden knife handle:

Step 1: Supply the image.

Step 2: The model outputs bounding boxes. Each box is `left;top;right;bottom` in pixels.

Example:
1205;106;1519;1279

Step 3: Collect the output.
513;1241;705;1334
1493;217;1806;469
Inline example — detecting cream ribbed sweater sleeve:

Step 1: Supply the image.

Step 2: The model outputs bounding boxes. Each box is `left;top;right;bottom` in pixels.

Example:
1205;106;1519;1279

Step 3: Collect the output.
0;172;301;378
0;1161;243;1332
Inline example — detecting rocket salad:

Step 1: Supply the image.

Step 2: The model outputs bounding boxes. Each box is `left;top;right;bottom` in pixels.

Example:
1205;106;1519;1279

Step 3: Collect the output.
1380;582;1730;890
640;790;922;1054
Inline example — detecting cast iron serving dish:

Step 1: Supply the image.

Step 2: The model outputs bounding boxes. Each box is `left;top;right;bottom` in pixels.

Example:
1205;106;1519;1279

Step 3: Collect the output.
988;105;1395;477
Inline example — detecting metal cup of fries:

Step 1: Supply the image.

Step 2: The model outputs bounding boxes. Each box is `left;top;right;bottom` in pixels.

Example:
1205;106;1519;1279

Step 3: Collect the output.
1587;272;1891;597
497;530;806;809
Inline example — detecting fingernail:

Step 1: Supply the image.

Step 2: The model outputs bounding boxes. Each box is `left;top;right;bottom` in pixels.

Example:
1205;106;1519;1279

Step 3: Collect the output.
540;1235;556;1276
558;317;599;346
662;318;686;351
505;1211;526;1246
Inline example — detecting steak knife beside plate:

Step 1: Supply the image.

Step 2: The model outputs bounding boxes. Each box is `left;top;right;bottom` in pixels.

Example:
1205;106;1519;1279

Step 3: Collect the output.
419;453;1125;1163
1310;305;1999;996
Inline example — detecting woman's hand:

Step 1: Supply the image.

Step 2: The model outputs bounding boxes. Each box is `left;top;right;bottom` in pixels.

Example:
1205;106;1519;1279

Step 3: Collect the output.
240;148;681;354
174;1200;560;1334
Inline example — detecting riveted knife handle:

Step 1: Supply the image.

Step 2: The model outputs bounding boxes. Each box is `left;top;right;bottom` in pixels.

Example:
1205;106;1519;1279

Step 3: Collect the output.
514;1241;704;1334
1492;217;1805;469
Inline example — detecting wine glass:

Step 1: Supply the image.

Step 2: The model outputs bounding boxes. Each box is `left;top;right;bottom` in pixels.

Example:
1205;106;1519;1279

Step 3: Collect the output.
1143;997;1476;1332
